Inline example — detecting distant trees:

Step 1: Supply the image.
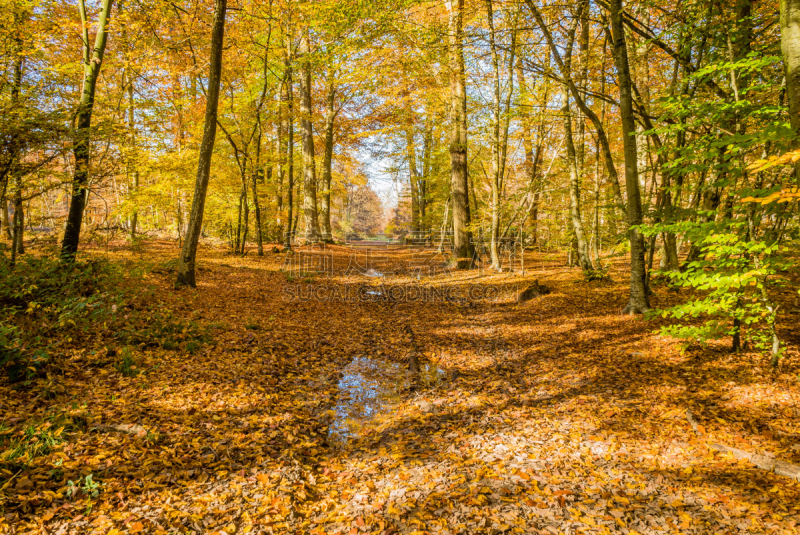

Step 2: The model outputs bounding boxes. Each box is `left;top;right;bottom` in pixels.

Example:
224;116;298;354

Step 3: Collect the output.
344;185;383;236
1;0;798;357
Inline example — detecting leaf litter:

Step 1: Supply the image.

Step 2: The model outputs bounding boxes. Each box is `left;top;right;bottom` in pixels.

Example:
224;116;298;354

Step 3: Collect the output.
0;242;799;534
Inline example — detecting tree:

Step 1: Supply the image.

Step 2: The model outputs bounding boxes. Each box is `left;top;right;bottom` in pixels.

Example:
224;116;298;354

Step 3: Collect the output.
298;27;320;241
61;0;114;258
782;0;800;181
525;0;626;213
485;0;517;271
445;0;474;269
559;3;592;272
609;0;650;314
176;0;227;287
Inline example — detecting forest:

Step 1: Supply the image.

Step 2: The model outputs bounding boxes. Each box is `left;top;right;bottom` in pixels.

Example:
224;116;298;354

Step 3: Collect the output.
1;0;800;532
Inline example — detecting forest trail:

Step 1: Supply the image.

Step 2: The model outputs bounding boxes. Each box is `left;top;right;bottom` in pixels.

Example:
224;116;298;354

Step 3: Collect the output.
2;243;800;534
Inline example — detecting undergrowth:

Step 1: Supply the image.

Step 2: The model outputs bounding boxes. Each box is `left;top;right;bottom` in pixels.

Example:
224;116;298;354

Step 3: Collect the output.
0;255;129;384
0;252;215;499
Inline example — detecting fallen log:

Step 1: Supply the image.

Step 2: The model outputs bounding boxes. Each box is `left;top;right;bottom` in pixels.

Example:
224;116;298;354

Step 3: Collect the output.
686;409;800;481
710;443;800;481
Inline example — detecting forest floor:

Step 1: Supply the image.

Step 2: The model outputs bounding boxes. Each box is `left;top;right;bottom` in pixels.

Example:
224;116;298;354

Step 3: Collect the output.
2;239;800;534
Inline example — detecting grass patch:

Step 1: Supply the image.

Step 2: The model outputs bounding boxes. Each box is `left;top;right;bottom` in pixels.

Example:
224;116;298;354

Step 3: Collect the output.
0;412;80;472
115;347;140;377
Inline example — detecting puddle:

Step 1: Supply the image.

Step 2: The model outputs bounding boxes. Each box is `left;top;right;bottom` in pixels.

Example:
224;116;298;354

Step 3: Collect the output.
328;357;445;447
419;361;446;385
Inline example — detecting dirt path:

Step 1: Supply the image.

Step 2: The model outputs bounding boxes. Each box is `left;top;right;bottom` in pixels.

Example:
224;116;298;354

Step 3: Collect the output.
2;244;799;534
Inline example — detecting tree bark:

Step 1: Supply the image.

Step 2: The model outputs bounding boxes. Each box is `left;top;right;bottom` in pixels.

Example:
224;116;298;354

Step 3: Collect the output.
610;0;650;314
12;178;24;256
486;0;515;271
175;0;227;287
8;23;25;257
127;77;139;239
420;119;433;233
283;67;295;248
446;0;474;268
563;90;592;271
559;7;591;272
298;29;319;241
253;120;264;255
320;75;336;242
405;95;420;235
61;0;114;258
1;194;10;240
780;0;800;180
275;117;284;241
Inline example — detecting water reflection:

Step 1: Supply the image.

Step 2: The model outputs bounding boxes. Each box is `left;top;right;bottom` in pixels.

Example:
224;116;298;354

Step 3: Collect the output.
328;357;445;447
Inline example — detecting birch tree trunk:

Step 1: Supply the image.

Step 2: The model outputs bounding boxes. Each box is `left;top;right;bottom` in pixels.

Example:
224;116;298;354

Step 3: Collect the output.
61;0;114;258
175;0;227;287
8;18;25;258
560;7;592;272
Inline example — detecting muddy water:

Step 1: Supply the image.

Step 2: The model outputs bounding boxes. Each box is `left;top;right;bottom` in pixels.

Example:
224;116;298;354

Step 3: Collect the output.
328;357;445;447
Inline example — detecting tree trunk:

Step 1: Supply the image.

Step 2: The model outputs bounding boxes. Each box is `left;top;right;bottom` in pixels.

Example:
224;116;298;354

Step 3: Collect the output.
12;182;24;257
120;0;139;239
558;9;591;272
486;0;515;271
275;118;284;241
610;0;650;314
61;0;114;258
238;166;249;254
298;29;319;241
7;30;24;255
576;0;589;196
241;182;249;254
175;0;226;287
1;195;11;240
446;0;474;268
253;121;264;255
563;91;592;271
127;78;139;239
781;0;800;180
283;69;295;248
421;120;433;234
320;76;336;242
593;137;602;265
405;96;420;235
